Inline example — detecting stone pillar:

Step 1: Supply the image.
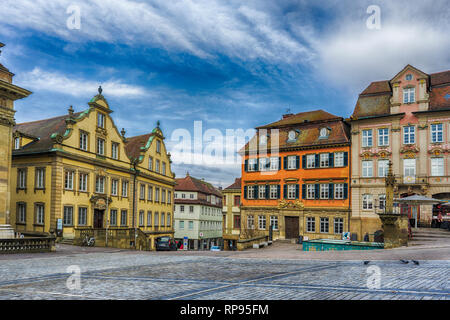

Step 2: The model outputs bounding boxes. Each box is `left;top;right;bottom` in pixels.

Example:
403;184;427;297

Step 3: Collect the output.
0;43;31;238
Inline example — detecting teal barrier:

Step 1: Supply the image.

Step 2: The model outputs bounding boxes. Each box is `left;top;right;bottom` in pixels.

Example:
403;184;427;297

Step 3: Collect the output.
302;239;383;251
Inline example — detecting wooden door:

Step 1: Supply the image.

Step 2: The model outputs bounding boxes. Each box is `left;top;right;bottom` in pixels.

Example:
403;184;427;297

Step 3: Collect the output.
94;209;104;228
285;216;299;239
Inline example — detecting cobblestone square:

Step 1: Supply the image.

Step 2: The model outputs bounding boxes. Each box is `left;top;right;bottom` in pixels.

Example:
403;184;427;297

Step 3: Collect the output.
0;245;449;300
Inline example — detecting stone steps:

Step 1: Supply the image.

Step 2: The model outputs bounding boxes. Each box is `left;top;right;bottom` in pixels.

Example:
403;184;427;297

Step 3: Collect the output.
59;238;74;245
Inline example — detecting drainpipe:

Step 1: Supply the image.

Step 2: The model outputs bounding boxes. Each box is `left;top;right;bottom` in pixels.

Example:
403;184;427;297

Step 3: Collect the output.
132;160;139;249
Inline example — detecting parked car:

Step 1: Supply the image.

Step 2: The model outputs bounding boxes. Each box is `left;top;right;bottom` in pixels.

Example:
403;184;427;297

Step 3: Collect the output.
155;237;177;251
210;246;221;252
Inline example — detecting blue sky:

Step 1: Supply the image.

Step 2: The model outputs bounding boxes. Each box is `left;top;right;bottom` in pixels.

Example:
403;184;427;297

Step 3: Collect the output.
1;0;449;187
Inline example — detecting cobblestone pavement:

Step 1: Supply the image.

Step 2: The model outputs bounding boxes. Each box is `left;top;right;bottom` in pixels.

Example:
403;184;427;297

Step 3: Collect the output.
0;247;449;300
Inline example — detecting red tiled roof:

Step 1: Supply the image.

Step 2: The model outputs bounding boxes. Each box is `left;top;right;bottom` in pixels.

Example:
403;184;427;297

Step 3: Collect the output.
224;178;241;190
360;81;391;95
13;112;82;155
429;85;450;110
175;175;222;197
124;133;153;160
256;110;340;129
430;70;450;86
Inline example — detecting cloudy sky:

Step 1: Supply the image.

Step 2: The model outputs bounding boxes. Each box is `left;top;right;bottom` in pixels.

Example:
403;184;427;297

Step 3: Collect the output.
1;0;449;187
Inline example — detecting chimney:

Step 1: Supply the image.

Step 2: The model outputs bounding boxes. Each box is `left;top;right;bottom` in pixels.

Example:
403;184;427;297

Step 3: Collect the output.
282;113;294;119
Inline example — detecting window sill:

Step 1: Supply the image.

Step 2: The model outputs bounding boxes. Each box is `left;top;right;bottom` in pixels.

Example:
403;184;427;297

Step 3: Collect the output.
16;222;26;226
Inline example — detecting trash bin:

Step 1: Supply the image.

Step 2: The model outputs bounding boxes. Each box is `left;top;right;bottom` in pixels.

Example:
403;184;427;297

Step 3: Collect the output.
298;235;303;244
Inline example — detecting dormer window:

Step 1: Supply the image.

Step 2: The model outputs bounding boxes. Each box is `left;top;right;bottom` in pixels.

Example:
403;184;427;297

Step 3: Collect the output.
14;137;20;150
288;130;296;141
319;128;329;139
405;74;413;81
403;87;415;103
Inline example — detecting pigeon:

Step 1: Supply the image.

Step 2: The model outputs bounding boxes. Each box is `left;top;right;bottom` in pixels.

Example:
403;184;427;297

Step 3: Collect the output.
412;260;419;265
364;261;370;265
400;259;409;264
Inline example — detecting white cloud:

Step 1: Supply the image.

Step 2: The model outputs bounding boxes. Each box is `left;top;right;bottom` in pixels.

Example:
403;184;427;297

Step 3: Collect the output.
17;67;147;97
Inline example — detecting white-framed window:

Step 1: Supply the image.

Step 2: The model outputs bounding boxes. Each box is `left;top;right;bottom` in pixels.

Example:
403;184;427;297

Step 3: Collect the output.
334;184;344;199
270;216;278;230
95;176;105;193
97;138;105;155
259;185;266;199
362;194;373;210
258;215;266;230
97;113;105;128
162;162;166;175
307;184;315;199
18;169;27;189
148;156;153;171
167;213;171;227
269;157;279;171
64;171;74;190
179;220;184;229
161;189;166;203
110;209;118;226
63;206;73;226
155;187;160;202
154;212;159;226
287;156;297;169
147;211;152;226
270;185;278;199
378;128;389;146
247;185;255;199
111;142;119;159
122;181;128;197
403;126;415;144
320;153;329;167
287;184;296;199
403;87;415;103
180;205;185;213
334;218;343;234
78;207;87;226
14;137;20;150
79;173;88;192
431;158;444;176
319;128;329;138
248;158;257;172
111;179;118;196
431;124;443;143
307;217;315;232
189;205;194;213
403;158;416;180
17;203;26;223
362;129;373;147
405;74;413;81
139;210;144;226
189;220;194;230
35;168;45;189
155;160;160;173
247;215;255;229
259;158;269;171
320;184;329;199
379;194;386;211
36;204;45;225
140;184;145;200
156;140;161;153
378;159;389;177
259;134;267;145
362;160;373;177
148;186;153;201
121;210;128;226
334;152;344;167
79;131;88;151
168;191;172;204
320;217;329;233
306;154;315;168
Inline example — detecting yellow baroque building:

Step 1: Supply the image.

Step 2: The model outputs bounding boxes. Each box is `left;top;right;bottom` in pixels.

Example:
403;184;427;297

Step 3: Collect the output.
10;88;176;250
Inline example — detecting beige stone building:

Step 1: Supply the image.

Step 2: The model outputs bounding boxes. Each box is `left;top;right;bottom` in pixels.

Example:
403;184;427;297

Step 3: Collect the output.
0;43;31;238
349;65;450;240
222;178;241;250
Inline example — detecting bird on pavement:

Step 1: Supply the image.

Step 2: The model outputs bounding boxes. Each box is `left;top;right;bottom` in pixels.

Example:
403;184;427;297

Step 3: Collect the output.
364;261;370;265
400;259;409;264
412;260;419;265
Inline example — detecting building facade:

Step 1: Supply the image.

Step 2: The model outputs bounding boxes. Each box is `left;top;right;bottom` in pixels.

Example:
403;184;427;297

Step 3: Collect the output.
0;43;31;238
174;174;223;250
11;89;175;250
239;110;351;241
349;65;450;239
222;178;241;250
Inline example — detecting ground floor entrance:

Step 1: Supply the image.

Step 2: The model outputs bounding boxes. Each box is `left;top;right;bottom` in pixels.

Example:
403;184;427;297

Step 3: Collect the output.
93;209;105;228
285;216;299;239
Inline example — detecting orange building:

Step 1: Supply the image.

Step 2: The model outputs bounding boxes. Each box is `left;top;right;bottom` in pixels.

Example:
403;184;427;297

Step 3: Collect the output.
239;110;351;241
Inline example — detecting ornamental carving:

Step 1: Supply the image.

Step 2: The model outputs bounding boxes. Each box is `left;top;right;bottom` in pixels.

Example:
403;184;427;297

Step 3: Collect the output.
399;145;419;154
50;133;64;144
90;195;113;209
360;151;375;159
428;147;446;156
278;199;304;209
